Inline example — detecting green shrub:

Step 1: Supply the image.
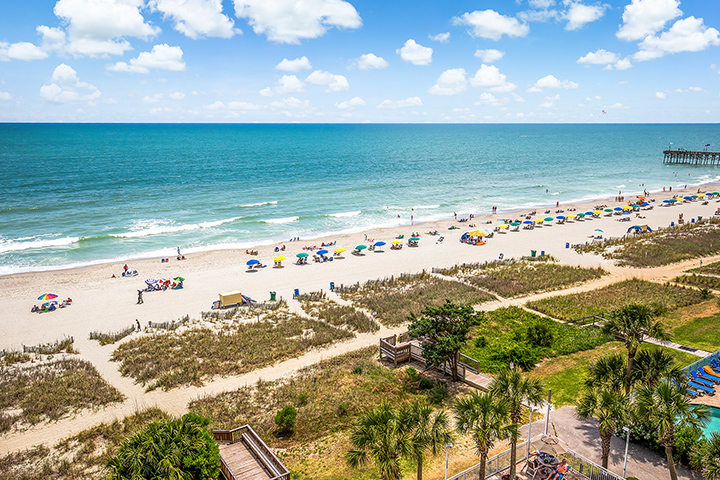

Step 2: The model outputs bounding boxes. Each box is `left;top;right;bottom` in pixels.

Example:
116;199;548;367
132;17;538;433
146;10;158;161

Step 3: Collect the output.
274;406;297;435
418;377;434;390
351;366;363;375
426;381;449;405
296;392;309;406
526;322;553;347
474;335;488;348
488;340;541;371
337;401;349;417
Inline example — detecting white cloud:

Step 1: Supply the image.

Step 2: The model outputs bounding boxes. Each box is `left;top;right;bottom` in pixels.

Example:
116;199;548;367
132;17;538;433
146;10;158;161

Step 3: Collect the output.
149;0;238;39
529;0;555;7
518;9;560;23
577;49;619;65
512;93;526;103
453;10;529;41
259;87;274;97
474;92;509;106
233;0;362;44
470;64;517;92
565;2;606;30
305;70;349;92
149;106;174;114
428;68;468;96
474;49;505;62
269;97;311;109
2;42;49;61
614;58;633;70
533;74;579;90
377;97;423;109
335;96;366;110
538;93;561;108
275;56;312;72
276;75;305;94
634;17;720;61
206;100;260;111
53;0;160;56
37;26;67;53
355;53;388;70
396;39;433;66
169;91;185;100
585;95;602;101
0;91;13;101
656;91;667;99
616;0;682;41
429;32;450;43
40;64;100;104
107;44;186;74
143;94;163;103
610;102;628;109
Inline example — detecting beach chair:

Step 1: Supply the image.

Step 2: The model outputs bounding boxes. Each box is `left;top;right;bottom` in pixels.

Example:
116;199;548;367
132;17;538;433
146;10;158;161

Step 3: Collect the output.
690;372;715;387
688;380;715;394
701;366;720;382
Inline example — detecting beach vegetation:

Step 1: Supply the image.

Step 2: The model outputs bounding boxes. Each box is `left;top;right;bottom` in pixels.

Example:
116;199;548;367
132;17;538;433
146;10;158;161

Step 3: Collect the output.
527;279;706;322
0;357;124;432
19;336;76;355
275;405;298;436
336;271;494;327
577;386;628;469
687;260;720;276
112;306;354;391
107;413;220;480
407;301;478;381
401;400;453;480
298;291;380;333
439;260;606;298
573;220;720;267
89;325;135;345
673;273;720;292
691;432;720;480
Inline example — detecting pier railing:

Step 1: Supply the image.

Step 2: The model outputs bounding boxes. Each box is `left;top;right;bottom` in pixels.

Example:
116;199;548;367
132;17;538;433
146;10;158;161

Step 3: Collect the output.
663;149;720;165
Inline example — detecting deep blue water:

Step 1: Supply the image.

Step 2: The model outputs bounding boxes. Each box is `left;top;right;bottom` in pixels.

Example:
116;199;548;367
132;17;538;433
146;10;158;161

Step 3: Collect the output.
0;123;718;275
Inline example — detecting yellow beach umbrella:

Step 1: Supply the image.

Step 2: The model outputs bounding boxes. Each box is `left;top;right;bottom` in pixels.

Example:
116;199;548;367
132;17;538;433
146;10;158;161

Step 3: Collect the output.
699;193;706;198
274;255;286;262
534;218;544;223
593;210;602;215
622;205;632;210
497;224;509;229
334;247;347;253
391;240;402;244
468;230;484;235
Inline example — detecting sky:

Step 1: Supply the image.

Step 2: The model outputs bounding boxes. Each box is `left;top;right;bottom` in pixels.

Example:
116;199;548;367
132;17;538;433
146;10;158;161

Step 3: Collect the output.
0;0;718;123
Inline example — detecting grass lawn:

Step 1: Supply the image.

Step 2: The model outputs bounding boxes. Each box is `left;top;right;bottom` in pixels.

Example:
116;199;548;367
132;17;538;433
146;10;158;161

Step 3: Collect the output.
672;314;720;353
527;279;707;322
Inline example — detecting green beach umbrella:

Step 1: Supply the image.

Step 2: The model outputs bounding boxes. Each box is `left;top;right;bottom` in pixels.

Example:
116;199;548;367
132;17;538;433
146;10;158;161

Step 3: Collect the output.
544;217;554;222
173;276;185;282
577;213;586;217
296;252;309;258
409;237;420;241
355;244;367;250
604;208;613;212
510;221;521;226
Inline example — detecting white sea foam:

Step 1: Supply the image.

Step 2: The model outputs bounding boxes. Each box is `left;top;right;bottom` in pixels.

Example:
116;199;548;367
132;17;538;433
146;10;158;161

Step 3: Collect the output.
239;200;278;207
113;217;241;239
263;216;299;224
0;236;80;254
330;211;361;218
413;204;440;210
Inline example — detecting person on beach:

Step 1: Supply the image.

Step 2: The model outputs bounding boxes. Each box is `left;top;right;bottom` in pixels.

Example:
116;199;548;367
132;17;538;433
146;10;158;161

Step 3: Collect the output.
136;319;141;332
177;246;181;257
123;264;128;273
137;290;143;304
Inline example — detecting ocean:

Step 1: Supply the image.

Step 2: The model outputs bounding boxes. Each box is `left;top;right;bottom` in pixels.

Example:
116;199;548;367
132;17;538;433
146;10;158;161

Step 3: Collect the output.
1;123;718;276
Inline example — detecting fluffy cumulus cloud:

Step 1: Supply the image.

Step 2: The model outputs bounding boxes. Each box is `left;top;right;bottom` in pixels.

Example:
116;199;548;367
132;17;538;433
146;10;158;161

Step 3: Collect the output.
429;32;450;43
396;39;433;66
634;17;720;61
269;96;311;110
0;91;13;101
656;91;667;99
474;49;505;62
355;53;388;70
205;100;260;110
335;96;366;110
53;0;160;56
0;42;48;61
428;68;467;96
305;70;349;92
474;92;508;106
453;10;529;41
233;0;362;44
531;74;579;90
275;56;312;72
577;49;619;64
40;63;101;103
169;91;185;100
565;2;606;30
616;0;682;41
470;64;516;92
613;58;633;70
275;75;305;94
538;93;561;108
149;0;239;39
107;44;185;74
377;96;423;109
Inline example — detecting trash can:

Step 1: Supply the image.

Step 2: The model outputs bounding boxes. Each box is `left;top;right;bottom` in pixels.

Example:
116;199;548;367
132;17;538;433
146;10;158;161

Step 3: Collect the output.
698;216;703;221
293;288;299;298
531;250;537;257
330;282;335;291
541;250;545;256
566;242;570;248
270;291;276;301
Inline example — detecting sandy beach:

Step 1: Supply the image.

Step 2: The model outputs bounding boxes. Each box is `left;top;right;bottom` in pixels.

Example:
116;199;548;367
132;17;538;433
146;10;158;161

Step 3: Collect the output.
2;185;717;352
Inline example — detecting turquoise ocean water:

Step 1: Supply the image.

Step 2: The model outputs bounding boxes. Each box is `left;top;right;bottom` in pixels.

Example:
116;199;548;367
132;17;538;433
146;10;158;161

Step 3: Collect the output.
1;123;718;276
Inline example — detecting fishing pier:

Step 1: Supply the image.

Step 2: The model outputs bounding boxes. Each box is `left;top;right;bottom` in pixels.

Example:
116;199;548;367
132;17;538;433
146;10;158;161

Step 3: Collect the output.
663;149;720;166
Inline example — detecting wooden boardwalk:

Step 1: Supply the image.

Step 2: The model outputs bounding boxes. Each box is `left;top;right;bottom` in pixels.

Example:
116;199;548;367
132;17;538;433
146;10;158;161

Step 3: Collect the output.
212;425;289;480
219;442;271;480
663;149;720;165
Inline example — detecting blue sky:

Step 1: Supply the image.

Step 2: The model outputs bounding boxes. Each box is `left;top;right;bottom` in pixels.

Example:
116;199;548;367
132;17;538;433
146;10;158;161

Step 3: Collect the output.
0;0;718;123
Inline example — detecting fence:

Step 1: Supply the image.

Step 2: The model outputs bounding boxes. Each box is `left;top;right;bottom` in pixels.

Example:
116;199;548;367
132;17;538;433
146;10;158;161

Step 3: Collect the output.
681;349;720;376
147;316;190;330
22;337;74;354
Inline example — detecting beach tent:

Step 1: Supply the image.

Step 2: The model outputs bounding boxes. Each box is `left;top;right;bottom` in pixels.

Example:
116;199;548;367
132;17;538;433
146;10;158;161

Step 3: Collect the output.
627;225;653;235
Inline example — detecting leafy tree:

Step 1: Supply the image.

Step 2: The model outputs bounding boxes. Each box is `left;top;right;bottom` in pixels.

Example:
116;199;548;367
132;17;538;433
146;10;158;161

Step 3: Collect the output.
635;379;709;480
346;402;411;480
408;301;477;381
489;368;544;480
602;303;670;394
107;413;220;480
274;405;297;435
632;348;683;389
693;432;720;479
400;400;453;480
454;391;510;480
576;386;628;469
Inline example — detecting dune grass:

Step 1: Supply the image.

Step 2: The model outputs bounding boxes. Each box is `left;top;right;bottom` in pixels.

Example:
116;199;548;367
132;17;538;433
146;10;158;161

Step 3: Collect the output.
527;279;707;322
336;271;495;327
298;291;380;333
0;358;124;433
112;308;354;391
673;273;720;292
446;261;606;298
686;260;720;276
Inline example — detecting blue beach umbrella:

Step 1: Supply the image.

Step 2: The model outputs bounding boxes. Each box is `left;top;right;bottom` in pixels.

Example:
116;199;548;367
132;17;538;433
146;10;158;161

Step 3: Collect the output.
556;215;565;220
585;212;594;216
316;249;329;255
523;220;533;224
684;196;693;200
641;202;649;206
246;259;260;265
663;199;672;203
614;207;623;211
595;229;603;232
374;241;386;246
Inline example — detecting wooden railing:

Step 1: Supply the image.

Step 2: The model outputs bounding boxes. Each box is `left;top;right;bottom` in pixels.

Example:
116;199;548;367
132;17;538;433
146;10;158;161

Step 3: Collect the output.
212;425;290;480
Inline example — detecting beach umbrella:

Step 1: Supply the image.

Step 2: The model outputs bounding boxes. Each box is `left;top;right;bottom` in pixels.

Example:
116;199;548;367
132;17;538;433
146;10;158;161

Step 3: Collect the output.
274;256;286;262
498;224;509;229
699;194;706;198
409;237;420;241
246;259;260;266
511;221;521;226
523;220;533;224
637;196;646;199
576;213;585;217
713;192;719;196
145;279;157;285
691;195;699;199
632;204;641;208
595;229;603;232
556;215;565;220
684;196;693;200
468;230;484;235
391;240;403;244
173;276;185;282
604;208;613;212
530;434;568;457
296;252;309;258
534;218;544;223
641;202;649;206
37;293;58;301
374;241;386;246
356;244;368;250
614;207;623;211
566;214;576;218
663;199;672;203
593;210;602;215
335;247;347;253
670;198;678;202
316;249;329;255
584;212;594;216
622;206;632;210
544;217;554;222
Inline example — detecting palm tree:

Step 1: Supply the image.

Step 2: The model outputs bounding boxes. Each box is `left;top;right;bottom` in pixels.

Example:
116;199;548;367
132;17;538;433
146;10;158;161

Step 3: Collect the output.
489;367;544;480
633;348;684;389
694;431;720;479
576;385;627;469
635;379;709;480
602;303;670;394
346;402;411;480
584;351;626;392
454;391;510;480
401;400;454;480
